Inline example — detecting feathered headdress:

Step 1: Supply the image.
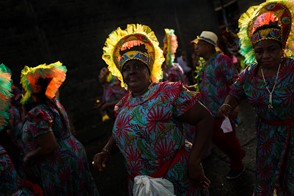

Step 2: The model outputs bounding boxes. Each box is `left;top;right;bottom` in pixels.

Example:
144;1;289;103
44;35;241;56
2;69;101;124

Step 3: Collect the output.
238;0;294;64
163;28;178;67
0;64;12;131
20;61;67;104
102;24;165;88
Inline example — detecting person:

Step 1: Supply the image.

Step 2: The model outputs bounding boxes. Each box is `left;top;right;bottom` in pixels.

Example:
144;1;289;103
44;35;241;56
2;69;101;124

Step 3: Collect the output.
161;28;198;149
190;39;207;92
8;84;23;147
219;1;294;195
176;49;195;84
161;28;189;85
219;30;246;72
192;30;245;179
19;62;99;195
93;24;214;195
96;66;128;121
0;63;43;196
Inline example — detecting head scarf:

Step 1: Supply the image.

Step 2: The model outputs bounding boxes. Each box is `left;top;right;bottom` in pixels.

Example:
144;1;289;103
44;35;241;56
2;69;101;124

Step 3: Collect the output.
0;64;12;131
102;24;165;88
238;0;294;64
20;61;67;104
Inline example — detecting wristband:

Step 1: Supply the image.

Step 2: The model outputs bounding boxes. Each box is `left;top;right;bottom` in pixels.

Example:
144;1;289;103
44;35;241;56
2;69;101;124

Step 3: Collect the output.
222;103;232;109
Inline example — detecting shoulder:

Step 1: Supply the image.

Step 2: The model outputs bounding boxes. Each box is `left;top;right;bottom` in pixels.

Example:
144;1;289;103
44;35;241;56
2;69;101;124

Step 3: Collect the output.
114;92;130;109
27;104;53;123
284;58;294;66
237;63;257;80
245;63;257;73
216;53;232;62
158;81;183;93
210;53;233;68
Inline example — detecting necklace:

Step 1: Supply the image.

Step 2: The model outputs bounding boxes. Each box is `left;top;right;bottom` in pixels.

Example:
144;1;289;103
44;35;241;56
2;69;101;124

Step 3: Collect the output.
260;63;281;109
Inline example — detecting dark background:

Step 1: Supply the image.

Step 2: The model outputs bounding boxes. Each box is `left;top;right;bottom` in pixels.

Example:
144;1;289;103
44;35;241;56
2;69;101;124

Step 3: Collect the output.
0;0;262;134
1;1;262;195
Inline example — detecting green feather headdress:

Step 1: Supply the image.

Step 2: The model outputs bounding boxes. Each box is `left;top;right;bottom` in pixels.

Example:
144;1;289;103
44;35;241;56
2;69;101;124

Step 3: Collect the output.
0;64;12;131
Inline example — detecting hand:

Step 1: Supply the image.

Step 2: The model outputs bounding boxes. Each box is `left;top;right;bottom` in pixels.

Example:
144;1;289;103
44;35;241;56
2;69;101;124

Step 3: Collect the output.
92;151;110;172
229;109;238;120
188;163;211;189
100;103;109;112
218;104;233;118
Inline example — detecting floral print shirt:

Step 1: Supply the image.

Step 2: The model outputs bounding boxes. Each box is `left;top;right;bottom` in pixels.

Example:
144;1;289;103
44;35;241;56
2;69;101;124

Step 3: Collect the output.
230;58;294;195
113;82;202;195
199;53;238;117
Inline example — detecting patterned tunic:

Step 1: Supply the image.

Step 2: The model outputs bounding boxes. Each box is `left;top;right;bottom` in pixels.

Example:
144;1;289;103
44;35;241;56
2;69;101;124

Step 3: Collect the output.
113;82;205;196
0;145;34;196
9;106;23;146
230;58;294;195
21;101;99;196
199;53;238;117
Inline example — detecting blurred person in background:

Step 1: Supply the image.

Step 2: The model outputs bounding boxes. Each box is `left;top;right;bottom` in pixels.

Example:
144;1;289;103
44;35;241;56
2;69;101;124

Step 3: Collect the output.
0;63;43;196
96;66;127;122
193;30;245;180
20;62;99;196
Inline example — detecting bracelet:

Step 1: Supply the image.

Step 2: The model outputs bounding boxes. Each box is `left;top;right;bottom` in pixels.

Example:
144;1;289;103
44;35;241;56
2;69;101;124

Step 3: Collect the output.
222;103;232;109
101;148;111;156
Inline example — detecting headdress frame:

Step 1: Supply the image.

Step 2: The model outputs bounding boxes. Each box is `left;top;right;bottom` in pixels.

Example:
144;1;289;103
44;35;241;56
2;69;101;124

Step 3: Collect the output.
238;0;294;64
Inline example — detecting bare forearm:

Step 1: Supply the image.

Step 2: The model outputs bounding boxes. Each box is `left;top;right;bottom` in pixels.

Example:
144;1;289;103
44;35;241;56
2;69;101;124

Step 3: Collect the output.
102;135;117;154
189;113;213;165
25;146;56;162
224;95;239;110
25;132;58;162
219;95;240;117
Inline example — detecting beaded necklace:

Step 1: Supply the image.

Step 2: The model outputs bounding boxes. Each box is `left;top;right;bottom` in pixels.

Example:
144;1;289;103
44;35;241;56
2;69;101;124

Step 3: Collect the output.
260;63;281;109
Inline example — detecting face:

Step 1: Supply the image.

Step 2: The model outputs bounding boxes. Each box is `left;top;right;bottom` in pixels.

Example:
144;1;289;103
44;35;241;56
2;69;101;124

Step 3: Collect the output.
121;60;151;94
254;39;283;69
194;40;210;57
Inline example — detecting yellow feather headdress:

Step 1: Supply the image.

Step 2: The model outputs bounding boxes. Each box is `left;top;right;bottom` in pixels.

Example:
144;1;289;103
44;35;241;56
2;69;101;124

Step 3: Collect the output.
238;0;294;64
102;24;165;88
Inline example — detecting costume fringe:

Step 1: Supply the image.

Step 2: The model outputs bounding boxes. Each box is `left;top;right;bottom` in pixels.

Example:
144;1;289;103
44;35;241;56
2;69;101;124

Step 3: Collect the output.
0;64;12;131
20;61;67;104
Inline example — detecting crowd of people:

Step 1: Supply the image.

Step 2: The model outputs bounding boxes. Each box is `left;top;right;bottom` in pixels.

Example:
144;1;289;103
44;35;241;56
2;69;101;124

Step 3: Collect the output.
1;0;294;195
0;62;100;195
